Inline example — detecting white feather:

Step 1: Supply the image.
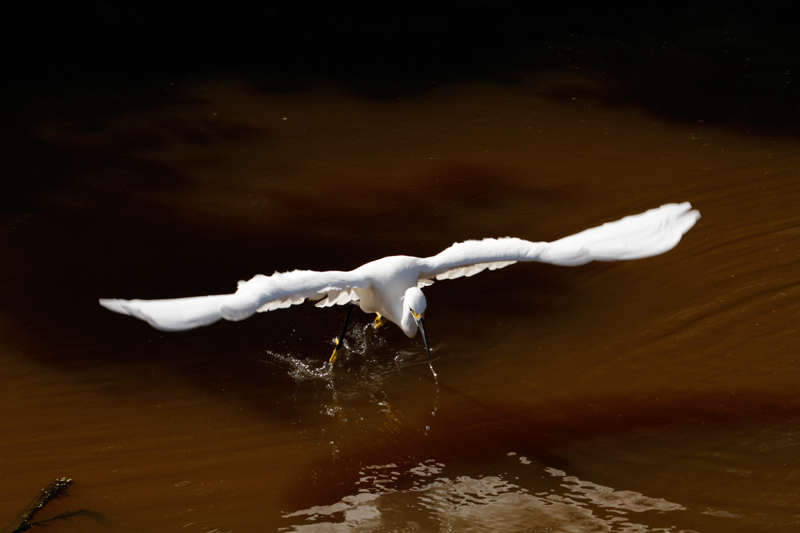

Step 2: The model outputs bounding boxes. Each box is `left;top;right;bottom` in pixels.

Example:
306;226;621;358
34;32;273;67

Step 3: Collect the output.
99;203;700;336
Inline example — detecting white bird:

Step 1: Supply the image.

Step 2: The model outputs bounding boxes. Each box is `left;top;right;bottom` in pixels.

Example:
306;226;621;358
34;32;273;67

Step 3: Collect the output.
100;202;699;376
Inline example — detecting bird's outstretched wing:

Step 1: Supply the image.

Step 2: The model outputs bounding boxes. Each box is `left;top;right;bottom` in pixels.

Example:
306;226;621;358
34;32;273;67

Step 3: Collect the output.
100;203;699;331
99;270;368;331
419;202;700;281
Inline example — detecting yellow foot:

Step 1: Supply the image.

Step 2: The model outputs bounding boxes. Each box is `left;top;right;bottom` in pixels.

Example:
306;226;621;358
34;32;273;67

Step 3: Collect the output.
329;339;341;365
373;314;387;329
381;401;402;432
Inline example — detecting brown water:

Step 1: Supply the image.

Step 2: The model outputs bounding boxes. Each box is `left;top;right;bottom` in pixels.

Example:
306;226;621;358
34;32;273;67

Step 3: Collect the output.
1;73;799;532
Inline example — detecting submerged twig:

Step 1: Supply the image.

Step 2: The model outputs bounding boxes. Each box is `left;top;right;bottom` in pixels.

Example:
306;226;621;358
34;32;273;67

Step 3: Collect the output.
1;478;83;533
16;509;110;532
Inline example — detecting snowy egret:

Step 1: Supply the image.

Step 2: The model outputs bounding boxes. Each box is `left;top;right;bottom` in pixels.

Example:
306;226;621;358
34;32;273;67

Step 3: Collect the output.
100;202;699;376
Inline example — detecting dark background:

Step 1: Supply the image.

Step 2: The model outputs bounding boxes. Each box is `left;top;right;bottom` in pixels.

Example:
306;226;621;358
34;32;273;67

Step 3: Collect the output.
5;2;798;214
4;2;798;122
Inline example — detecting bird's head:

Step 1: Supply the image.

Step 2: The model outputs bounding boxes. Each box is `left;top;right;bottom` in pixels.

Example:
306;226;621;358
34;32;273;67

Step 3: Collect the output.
403;286;433;373
404;286;427;320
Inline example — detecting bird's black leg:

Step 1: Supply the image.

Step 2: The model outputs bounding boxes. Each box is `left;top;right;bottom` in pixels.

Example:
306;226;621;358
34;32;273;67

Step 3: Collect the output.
329;303;356;365
416;316;437;381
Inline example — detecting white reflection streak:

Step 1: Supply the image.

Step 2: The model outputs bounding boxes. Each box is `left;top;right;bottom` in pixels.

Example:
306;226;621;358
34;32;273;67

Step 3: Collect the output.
545;467;686;513
283;460;688;532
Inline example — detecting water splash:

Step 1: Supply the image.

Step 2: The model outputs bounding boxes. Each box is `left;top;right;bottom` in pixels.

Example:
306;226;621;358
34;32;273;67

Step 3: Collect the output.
267;350;333;382
264;322;443;453
265;320;442;386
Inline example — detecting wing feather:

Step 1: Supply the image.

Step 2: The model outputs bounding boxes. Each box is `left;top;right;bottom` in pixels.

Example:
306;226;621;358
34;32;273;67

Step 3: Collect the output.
314;288;361;308
434;260;518;280
420;202;699;280
100;269;368;331
100;203;699;331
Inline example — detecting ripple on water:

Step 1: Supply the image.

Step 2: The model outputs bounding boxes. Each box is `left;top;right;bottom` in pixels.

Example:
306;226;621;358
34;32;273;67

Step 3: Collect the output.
181;519;235;533
281;457;690;532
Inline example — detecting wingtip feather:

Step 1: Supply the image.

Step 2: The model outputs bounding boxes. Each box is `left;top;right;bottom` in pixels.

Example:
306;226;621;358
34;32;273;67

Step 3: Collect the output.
99;298;130;316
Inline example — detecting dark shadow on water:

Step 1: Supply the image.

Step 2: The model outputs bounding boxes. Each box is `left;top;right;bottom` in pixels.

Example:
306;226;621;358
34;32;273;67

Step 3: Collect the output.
3;3;798;240
0;122;616;431
3;2;800;145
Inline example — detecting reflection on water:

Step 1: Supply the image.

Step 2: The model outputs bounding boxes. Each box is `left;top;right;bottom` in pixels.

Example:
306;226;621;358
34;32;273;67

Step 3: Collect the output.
283;458;689;532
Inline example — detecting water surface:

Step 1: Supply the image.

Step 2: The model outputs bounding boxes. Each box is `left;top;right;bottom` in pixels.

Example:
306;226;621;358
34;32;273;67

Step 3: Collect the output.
1;74;799;532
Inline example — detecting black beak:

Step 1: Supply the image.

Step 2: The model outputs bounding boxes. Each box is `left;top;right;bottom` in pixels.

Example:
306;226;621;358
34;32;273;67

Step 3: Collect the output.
416;316;437;380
